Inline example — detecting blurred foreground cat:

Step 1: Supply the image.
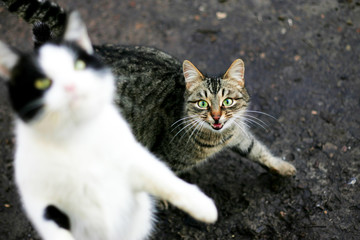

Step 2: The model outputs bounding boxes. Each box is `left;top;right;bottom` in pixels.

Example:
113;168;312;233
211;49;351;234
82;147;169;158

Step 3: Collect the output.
0;12;217;240
2;0;296;176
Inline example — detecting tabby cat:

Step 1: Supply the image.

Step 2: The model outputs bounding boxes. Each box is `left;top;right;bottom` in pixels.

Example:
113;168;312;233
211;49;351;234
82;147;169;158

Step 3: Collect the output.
2;0;296;176
0;12;217;240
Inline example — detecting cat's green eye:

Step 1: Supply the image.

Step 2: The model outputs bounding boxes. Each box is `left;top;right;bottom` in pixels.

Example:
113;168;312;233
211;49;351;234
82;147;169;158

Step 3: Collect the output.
74;59;86;70
223;98;234;107
34;78;52;90
197;100;209;109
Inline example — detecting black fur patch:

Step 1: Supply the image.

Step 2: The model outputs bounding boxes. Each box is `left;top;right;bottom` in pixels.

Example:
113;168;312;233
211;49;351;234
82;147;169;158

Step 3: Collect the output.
44;205;71;230
63;42;105;70
8;53;47;122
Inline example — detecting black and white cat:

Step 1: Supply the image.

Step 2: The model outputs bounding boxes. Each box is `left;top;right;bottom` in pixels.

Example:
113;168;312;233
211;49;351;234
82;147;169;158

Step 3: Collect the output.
0;12;217;240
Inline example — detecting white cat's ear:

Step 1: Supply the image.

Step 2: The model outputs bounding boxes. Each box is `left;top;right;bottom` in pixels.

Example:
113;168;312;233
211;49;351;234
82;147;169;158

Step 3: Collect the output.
223;59;245;87
0;41;19;81
64;11;93;54
183;60;204;90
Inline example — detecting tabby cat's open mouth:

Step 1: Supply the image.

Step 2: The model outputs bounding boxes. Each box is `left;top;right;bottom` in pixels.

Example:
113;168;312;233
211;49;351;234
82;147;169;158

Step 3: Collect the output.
211;123;223;130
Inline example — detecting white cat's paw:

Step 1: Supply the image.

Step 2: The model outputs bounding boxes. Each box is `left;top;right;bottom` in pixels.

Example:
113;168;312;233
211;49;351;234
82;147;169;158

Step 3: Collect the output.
270;157;296;176
173;185;218;224
43;229;75;240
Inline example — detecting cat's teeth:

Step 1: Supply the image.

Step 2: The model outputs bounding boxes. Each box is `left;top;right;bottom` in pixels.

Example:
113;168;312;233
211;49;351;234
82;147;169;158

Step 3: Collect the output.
212;123;223;130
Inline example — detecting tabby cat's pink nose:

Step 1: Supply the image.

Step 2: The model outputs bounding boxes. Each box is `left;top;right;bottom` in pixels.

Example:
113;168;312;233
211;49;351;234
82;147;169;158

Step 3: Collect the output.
212;115;220;121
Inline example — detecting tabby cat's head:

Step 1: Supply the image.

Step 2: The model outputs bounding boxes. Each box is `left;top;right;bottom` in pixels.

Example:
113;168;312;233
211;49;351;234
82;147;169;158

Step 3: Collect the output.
0;12;113;130
183;59;250;132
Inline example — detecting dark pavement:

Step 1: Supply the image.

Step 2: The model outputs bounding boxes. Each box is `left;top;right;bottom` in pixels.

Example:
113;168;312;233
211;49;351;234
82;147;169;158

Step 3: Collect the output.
0;0;359;239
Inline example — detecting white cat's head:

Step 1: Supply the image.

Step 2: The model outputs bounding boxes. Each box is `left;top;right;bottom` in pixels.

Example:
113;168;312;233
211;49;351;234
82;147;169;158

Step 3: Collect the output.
0;12;114;131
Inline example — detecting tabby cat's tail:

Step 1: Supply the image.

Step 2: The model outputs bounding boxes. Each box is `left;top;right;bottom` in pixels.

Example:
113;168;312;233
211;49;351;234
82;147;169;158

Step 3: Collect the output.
2;0;67;46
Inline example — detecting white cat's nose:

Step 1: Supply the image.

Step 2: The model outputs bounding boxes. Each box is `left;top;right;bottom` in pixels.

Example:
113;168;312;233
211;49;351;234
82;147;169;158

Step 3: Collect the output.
64;84;76;92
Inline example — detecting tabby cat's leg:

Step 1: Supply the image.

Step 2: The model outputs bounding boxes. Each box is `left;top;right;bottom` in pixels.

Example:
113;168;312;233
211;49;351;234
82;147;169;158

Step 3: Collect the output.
233;136;296;176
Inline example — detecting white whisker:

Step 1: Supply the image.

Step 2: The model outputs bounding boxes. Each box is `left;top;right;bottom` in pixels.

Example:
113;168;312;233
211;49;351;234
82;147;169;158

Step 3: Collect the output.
170;118;198;142
170;115;197;128
232;119;250;139
180;119;201;141
187;120;204;144
245;110;278;121
241;115;269;131
170;115;198;132
242;114;269;128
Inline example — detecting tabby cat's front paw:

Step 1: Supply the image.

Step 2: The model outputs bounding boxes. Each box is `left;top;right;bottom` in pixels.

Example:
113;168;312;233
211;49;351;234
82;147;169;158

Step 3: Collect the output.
269;157;296;176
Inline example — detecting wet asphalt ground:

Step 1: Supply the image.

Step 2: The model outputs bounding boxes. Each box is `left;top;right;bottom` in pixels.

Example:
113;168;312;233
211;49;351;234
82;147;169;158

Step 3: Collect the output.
0;0;359;239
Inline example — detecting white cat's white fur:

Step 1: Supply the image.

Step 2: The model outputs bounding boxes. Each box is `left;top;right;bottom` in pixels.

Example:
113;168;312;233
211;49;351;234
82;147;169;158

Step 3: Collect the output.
2;12;217;240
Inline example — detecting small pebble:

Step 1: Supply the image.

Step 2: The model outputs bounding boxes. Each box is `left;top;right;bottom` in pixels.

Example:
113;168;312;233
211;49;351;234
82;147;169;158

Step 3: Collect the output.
288;18;293;27
216;12;227;20
280;211;286;217
348;177;356;185
341;146;348;152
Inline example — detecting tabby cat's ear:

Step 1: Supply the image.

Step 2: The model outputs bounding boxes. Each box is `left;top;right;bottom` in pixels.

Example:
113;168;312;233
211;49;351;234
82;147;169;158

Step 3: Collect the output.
64;11;93;54
0;41;19;80
183;60;204;90
223;59;245;88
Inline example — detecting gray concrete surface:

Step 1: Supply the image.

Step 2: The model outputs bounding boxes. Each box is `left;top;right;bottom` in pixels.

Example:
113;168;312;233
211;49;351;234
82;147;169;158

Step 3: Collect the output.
0;0;359;239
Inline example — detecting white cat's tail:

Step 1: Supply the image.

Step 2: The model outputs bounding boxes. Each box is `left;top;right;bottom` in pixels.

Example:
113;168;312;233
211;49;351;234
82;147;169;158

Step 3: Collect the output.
131;153;218;224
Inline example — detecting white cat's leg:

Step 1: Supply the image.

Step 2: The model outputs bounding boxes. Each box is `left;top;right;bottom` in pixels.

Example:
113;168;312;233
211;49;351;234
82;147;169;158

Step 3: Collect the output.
21;197;75;240
234;136;296;176
123;192;154;240
131;152;218;224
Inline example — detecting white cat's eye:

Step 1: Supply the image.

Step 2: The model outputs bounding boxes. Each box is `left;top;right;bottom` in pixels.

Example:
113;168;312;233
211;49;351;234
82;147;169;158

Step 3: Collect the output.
34;78;52;90
223;98;234;107
74;59;86;70
197;100;209;109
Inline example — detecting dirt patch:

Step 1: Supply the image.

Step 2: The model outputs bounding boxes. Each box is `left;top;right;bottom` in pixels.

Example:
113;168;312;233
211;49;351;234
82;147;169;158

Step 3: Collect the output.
0;0;359;239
